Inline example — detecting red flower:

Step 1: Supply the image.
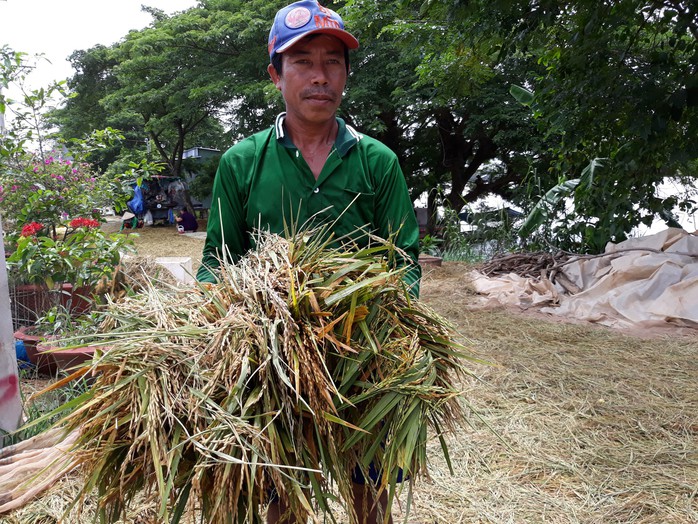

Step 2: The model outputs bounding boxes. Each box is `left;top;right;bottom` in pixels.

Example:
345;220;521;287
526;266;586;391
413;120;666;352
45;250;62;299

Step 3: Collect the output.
20;222;44;237
69;217;100;229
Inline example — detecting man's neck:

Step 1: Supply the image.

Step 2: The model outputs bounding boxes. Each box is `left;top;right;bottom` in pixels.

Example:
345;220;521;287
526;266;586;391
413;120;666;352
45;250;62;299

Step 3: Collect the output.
284;114;339;178
284;114;338;150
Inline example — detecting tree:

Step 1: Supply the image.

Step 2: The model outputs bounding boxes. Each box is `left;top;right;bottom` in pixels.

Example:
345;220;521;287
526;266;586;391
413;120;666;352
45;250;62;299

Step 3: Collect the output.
344;0;697;250
342;0;550;234
98;11;229;178
48;45;143;173
54;0;292;167
401;0;697;251
514;0;697;250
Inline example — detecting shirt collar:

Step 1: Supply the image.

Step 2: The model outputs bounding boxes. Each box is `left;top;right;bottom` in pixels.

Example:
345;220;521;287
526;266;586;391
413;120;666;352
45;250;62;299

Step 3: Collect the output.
274;112;362;157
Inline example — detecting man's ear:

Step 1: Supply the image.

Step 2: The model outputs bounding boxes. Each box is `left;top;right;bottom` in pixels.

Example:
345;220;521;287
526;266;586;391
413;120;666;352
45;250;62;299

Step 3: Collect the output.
267;63;282;90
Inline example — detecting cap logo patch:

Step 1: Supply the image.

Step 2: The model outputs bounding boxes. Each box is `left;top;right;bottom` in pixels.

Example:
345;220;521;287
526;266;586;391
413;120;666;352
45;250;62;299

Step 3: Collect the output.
285;7;312;29
314;14;341;29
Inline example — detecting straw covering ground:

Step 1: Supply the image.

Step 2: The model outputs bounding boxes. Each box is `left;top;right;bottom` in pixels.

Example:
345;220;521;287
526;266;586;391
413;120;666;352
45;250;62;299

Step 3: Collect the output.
4;231;697;523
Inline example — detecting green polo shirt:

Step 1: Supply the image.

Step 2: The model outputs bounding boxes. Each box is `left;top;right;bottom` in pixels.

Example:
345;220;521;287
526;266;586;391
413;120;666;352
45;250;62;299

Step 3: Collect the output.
196;113;421;296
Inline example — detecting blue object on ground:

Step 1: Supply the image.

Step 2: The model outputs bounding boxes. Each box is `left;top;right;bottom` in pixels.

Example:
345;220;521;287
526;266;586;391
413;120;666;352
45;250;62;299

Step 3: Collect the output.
15;339;32;369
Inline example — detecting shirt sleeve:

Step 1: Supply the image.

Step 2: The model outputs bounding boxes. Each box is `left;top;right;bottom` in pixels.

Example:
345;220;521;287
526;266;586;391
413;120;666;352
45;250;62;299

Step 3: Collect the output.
372;152;422;298
196;149;250;283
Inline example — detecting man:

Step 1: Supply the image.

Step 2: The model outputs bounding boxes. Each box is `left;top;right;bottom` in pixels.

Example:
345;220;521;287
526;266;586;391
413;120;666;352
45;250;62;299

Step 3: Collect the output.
197;1;421;521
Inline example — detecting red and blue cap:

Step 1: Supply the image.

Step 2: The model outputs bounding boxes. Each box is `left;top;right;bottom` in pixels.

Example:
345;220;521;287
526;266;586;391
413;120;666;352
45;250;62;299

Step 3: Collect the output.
268;0;359;60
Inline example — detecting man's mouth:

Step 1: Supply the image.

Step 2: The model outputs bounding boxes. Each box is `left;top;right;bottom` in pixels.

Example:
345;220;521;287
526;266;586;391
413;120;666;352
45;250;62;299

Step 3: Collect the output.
304;90;335;102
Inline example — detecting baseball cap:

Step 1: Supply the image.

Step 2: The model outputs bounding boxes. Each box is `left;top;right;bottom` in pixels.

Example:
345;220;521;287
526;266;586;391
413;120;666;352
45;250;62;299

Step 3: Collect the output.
268;0;359;60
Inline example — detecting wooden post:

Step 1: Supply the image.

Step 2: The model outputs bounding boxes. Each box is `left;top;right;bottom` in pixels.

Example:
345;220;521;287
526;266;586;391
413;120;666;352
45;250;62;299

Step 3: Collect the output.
0;217;23;442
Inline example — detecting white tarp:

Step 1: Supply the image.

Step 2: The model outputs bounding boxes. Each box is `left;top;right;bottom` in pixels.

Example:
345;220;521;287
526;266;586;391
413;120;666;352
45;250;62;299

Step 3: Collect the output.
469;228;698;329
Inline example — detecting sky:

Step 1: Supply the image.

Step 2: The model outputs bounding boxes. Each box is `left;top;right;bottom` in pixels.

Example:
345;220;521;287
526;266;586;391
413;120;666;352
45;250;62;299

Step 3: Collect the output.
1;0;198;88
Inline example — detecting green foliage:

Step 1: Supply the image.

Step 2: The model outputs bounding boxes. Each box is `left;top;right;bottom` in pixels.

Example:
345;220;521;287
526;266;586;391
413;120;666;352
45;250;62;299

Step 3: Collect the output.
52;0;277;179
0;46;70;159
6;219;133;289
518;158;604;241
456;205;523;260
34;305;108;347
505;0;698;250
344;0;551;217
419;234;442;256
35;305;76;338
354;0;697;251
4;368;90;446
183;155;221;201
440;207;468;255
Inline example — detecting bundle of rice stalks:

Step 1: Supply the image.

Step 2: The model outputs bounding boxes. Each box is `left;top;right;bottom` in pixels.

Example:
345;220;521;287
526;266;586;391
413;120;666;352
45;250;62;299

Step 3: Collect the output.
11;230;484;523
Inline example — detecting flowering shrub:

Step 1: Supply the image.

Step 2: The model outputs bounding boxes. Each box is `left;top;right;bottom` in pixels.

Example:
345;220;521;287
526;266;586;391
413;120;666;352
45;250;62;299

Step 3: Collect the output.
1;141;135;291
1;48;150;302
6;217;133;289
0;153;118;236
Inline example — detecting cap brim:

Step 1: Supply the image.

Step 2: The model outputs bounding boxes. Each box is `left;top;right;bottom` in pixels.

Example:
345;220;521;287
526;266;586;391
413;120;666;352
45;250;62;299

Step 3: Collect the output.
276;28;359;55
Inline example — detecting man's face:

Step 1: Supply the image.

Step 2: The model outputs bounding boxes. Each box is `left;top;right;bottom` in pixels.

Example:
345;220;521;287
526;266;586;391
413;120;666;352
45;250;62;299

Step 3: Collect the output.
268;34;348;126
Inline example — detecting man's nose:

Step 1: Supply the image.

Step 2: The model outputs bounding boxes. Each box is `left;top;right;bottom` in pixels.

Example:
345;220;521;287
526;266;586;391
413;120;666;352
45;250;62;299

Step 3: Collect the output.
311;63;330;85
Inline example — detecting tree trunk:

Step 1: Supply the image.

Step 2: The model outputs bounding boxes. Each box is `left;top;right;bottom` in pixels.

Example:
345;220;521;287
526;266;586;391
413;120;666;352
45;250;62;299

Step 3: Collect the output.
435;109;498;212
426;189;439;236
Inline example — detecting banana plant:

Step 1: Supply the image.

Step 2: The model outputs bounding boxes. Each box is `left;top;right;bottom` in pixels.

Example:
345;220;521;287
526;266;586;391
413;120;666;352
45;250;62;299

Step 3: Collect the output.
518;157;606;238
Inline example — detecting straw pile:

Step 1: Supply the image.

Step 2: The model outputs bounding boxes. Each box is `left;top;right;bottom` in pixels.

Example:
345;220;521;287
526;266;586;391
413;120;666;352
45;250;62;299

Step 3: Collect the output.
6;231;479;523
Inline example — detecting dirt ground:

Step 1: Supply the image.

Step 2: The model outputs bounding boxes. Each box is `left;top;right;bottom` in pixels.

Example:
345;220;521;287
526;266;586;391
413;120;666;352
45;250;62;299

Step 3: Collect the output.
8;228;698;523
104;219;208;274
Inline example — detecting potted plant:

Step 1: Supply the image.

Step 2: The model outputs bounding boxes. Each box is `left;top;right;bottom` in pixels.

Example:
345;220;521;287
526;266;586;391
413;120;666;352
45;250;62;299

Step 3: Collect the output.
1;48;158;330
5;218;133;318
0;147;130;318
26;305;108;376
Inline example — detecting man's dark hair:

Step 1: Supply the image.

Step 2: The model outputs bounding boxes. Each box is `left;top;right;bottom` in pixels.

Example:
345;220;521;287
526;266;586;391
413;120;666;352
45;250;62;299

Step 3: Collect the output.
270;46;350;76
